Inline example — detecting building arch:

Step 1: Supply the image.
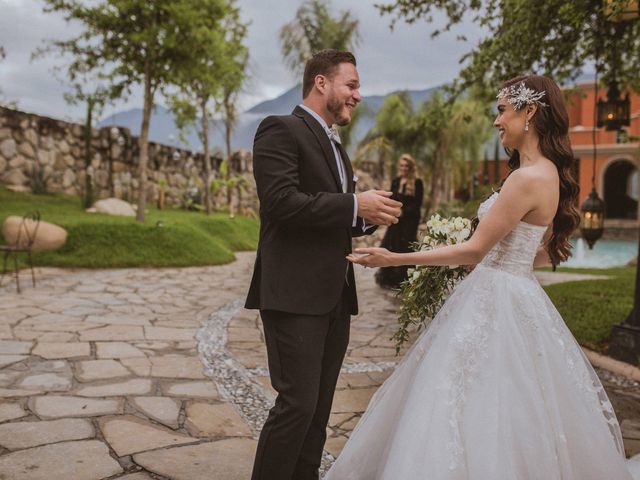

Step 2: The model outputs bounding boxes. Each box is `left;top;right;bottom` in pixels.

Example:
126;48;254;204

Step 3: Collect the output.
602;157;638;219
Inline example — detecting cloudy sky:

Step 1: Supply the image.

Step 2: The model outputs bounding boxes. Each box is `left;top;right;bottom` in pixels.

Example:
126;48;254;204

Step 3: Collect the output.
0;0;483;122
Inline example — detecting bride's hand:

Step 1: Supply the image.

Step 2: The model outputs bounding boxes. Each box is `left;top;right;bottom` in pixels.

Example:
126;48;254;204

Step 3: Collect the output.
347;247;395;267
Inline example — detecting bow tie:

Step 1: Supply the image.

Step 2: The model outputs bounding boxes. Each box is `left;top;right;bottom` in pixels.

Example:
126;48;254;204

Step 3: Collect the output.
326;125;341;144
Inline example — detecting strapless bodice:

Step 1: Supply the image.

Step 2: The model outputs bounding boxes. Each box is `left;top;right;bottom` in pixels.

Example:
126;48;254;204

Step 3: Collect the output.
477;193;547;277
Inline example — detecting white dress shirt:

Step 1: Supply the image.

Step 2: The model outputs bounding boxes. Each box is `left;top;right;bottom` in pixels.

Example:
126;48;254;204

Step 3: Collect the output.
298;104;359;227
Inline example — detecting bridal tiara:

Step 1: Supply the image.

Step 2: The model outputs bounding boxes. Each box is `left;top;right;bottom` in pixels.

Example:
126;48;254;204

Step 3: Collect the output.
496;81;547;110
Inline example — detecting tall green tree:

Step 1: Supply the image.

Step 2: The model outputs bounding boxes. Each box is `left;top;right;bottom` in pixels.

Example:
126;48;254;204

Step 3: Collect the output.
0;47;5;101
338;102;371;151
40;0;241;222
216;15;249;163
365;91;493;213
169;1;248;215
417;92;454;213
0;47;13;107
378;0;640;95
448;98;494;199
280;0;360;76
64;84;113;209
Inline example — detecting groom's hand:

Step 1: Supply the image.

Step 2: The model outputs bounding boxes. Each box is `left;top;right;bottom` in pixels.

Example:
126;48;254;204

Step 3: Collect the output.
356;190;402;226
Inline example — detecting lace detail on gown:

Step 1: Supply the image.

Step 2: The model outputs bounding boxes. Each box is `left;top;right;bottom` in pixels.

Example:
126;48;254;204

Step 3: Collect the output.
325;191;633;480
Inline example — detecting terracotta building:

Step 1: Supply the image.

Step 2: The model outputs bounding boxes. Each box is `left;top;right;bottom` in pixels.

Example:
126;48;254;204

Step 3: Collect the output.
483;82;639;222
567;82;639;221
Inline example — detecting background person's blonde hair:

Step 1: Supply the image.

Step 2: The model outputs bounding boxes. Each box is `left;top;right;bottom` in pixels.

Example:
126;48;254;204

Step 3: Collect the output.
398;153;417;195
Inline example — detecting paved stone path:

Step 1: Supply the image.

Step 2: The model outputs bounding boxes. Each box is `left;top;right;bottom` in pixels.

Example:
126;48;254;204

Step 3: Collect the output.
0;253;638;479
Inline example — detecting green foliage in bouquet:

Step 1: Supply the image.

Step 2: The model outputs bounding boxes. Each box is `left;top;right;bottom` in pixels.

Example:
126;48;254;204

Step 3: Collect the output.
392;214;474;353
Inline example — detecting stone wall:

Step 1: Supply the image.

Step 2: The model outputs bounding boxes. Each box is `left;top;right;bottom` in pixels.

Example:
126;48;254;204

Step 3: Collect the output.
0;106;257;213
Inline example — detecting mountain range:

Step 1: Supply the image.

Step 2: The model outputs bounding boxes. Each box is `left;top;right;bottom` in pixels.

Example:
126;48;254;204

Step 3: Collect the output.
98;84;440;154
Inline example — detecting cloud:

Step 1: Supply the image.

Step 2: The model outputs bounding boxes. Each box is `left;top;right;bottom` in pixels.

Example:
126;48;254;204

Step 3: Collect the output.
0;0;484;120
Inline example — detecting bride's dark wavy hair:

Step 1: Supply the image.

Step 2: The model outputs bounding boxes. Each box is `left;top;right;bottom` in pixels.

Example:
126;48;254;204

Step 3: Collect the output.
499;74;581;267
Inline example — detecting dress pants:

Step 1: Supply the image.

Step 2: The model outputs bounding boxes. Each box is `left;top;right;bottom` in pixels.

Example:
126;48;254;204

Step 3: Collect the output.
251;285;351;480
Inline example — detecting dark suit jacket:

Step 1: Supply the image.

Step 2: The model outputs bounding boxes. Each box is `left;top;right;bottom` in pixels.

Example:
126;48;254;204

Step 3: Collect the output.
245;106;375;316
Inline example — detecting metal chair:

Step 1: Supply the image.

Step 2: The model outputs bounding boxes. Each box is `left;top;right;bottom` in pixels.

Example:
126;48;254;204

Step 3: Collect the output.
0;211;40;293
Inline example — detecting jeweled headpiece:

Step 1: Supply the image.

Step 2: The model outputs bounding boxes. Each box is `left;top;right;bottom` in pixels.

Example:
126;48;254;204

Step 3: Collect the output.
496;81;547;110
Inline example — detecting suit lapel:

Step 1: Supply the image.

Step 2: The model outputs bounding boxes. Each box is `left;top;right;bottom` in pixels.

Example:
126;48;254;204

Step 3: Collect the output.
293;106;343;192
335;142;354;193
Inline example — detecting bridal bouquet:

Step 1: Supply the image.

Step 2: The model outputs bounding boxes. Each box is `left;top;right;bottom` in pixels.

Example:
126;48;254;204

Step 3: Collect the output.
392;214;474;353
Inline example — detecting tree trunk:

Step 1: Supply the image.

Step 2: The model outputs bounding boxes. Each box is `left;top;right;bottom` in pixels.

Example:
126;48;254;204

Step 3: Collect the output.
201;97;212;215
224;106;232;162
493;139;501;185
136;62;153;223
443;170;450;204
428;163;442;215
223;94;234;212
83;97;94;209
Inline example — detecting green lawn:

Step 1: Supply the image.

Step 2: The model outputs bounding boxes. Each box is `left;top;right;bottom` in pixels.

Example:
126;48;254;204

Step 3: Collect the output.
540;266;635;353
0;186;259;268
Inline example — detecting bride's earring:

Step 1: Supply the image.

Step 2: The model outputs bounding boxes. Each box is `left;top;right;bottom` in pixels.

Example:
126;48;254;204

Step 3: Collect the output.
524;118;529;132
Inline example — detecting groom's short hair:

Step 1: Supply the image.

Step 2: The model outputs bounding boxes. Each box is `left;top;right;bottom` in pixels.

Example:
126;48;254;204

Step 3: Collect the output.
302;49;357;98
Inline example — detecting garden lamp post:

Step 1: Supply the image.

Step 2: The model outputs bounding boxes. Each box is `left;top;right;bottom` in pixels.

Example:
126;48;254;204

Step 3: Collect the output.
580;189;606;249
603;0;640;364
580;65;607;250
609;236;640;364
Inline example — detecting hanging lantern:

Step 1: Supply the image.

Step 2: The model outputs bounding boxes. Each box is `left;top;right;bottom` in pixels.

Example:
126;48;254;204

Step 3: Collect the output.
580;188;606;249
596;82;631;131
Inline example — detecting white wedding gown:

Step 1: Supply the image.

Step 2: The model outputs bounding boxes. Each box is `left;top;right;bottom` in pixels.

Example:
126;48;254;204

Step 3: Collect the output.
326;192;640;480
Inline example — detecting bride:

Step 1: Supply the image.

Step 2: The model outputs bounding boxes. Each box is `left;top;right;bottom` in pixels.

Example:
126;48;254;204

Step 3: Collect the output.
327;75;640;480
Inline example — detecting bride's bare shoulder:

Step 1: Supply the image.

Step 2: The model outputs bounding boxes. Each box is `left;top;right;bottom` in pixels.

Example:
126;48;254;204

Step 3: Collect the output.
505;163;558;192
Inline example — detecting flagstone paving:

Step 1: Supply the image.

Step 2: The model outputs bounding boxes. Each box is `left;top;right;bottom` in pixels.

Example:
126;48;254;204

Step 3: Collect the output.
0;252;639;479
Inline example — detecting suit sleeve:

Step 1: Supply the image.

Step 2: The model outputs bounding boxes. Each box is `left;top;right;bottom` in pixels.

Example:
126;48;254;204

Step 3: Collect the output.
253;116;354;229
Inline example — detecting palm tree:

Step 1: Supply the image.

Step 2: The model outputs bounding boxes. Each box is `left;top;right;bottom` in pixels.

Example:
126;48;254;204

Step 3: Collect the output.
363;91;493;214
279;0;360;77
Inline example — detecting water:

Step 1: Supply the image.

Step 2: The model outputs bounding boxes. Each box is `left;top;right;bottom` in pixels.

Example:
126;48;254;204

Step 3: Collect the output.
564;238;637;268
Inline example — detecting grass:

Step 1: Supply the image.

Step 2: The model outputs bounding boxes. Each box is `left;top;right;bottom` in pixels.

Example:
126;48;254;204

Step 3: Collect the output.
539;266;635;353
0;186;259;268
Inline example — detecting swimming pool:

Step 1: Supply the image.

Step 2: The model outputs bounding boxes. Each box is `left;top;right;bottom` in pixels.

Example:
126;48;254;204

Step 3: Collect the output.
563;238;638;268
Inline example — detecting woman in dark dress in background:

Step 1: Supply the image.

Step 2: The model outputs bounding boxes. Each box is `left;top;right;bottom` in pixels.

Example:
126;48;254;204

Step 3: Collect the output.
375;154;424;288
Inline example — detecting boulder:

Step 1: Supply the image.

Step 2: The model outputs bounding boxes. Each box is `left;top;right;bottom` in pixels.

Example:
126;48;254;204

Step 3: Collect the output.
89;198;136;217
6;185;31;193
2;216;67;251
0;138;17;160
2;168;28;186
628;256;638;267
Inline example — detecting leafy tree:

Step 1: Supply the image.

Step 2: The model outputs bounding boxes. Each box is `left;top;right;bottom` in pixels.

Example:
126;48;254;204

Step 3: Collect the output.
216;15;249;162
169;1;248;215
280;0;360;76
215;15;249;212
0;47;5;95
377;0;640;95
363;90;493;214
338;101;371;151
365;92;429;177
448;98;494;199
416;91;454;213
0;47;16;108
40;0;243;222
65;86;112;209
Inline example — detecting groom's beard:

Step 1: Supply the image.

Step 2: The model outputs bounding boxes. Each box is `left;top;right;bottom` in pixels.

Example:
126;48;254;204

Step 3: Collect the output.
327;94;351;126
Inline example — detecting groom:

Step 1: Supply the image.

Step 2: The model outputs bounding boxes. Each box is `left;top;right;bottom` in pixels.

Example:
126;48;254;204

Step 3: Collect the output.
245;49;403;480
